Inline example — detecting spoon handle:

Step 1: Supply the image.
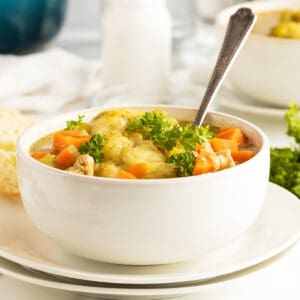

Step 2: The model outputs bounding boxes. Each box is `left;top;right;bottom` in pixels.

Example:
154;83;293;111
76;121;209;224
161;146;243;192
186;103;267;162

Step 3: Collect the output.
193;8;257;127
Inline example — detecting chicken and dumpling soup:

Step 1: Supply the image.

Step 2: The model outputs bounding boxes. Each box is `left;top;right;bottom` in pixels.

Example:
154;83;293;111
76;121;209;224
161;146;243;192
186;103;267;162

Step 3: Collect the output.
30;109;256;179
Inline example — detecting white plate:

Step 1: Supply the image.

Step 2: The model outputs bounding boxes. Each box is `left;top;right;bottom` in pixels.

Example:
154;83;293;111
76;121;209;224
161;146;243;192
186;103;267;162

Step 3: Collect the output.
0;256;269;299
1;183;300;286
1;240;300;299
0;256;201;299
0;276;73;300
217;88;286;119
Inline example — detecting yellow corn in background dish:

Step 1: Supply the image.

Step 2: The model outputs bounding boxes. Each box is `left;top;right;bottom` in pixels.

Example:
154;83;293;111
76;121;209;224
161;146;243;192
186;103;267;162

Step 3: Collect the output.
271;10;300;39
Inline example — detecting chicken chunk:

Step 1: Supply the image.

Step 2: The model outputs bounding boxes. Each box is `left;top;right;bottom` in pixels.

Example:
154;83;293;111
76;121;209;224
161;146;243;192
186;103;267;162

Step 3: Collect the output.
199;141;214;153
194;142;235;172
68;154;94;176
217;150;235;170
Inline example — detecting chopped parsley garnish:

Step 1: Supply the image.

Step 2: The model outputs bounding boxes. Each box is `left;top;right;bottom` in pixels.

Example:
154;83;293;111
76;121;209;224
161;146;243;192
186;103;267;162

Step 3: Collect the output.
65;115;91;132
79;134;105;163
166;152;196;177
126;111;213;151
179;124;214;151
126;111;181;151
66;115;85;130
126;111;214;177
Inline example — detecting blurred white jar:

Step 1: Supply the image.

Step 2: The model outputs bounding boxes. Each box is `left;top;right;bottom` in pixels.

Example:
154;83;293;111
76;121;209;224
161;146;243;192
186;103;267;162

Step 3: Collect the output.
101;0;172;94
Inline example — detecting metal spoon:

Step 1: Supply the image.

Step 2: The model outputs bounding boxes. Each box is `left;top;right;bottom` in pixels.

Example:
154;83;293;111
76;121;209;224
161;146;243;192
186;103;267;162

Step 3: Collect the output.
193;8;257;127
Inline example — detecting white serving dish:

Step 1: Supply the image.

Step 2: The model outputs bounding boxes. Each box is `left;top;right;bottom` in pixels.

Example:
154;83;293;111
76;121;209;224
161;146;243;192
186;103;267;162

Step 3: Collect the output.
216;1;300;108
17;105;269;265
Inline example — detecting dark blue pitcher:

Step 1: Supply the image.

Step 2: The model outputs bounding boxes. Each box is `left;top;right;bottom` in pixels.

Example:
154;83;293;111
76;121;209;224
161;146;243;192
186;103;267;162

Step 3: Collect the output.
0;0;67;53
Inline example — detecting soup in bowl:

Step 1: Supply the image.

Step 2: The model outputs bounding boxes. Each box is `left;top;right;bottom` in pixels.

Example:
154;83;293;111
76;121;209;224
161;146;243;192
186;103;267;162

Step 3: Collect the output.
17;105;270;265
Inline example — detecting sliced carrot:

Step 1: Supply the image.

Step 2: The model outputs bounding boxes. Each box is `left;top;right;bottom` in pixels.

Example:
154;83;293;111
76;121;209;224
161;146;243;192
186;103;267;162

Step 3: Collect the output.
31;151;50;160
55;145;79;169
127;163;148;178
209;138;238;153
117;170;137;180
232;150;254;164
195;143;202;153
193;155;215;176
53;130;90;152
217;127;245;146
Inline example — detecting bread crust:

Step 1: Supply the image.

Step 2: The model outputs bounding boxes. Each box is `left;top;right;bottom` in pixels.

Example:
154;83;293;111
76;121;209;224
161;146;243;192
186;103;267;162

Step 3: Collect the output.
0;108;35;197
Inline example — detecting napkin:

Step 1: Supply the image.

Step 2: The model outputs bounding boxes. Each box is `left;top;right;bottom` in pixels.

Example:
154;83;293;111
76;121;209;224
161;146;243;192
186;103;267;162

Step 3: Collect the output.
0;48;102;113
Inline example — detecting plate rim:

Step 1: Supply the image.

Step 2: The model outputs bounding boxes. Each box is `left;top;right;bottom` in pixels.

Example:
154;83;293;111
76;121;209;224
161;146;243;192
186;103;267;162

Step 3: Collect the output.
0;242;298;297
217;88;286;118
0;243;300;299
0;183;300;285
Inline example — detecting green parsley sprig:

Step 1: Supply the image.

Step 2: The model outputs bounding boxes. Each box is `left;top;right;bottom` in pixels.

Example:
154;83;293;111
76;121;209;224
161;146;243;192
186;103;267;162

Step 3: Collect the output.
126;111;213;152
270;147;300;197
166;152;196;177
126;111;181;151
179;124;213;151
65;115;91;132
79;134;105;163
270;103;300;198
126;111;214;177
285;103;300;144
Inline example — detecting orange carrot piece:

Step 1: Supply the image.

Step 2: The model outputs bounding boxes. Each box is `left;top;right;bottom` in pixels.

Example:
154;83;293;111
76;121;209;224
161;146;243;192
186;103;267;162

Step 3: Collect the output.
55;145;79;169
232;150;254;164
195;143;202;153
209;138;238;153
217;127;245;146
127;163;148;178
193;155;215;175
117;170;137;180
53;130;90;152
31;151;50;160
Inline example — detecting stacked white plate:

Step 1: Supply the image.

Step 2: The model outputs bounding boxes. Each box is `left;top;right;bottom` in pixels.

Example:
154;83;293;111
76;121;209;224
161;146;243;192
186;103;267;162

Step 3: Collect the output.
1;183;300;300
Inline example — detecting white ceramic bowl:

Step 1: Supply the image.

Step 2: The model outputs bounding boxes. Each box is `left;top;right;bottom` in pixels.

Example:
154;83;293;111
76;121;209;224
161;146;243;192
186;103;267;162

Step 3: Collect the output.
17;105;270;265
216;1;300;108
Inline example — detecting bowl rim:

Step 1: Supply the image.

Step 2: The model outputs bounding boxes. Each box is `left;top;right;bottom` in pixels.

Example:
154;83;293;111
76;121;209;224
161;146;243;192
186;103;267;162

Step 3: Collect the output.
216;0;300;44
17;104;269;186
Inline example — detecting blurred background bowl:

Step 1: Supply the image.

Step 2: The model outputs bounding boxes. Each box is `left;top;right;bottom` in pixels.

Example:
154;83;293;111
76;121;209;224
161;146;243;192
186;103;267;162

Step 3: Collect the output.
216;1;300;108
0;0;67;53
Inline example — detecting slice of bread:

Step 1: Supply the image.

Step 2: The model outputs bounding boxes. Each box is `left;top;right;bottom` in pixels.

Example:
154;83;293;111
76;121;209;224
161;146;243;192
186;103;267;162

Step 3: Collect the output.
0;108;35;151
0;149;18;196
0;108;35;198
